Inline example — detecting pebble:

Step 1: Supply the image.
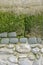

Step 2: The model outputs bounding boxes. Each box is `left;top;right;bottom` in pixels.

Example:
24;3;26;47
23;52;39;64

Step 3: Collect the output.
32;60;39;65
28;54;35;61
7;44;14;49
16;44;31;53
40;48;43;53
18;54;27;58
0;48;13;54
19;58;32;65
8;55;18;63
32;47;40;54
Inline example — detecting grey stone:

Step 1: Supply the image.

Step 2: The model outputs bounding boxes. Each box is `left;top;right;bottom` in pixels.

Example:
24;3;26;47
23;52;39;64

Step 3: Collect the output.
9;38;18;43
40;48;43;53
20;38;27;43
1;38;9;44
0;59;7;65
16;44;31;53
37;38;42;43
41;57;43;65
8;32;17;37
8;55;18;63
28;37;37;44
8;63;18;65
32;47;40;54
7;44;14;49
19;58;32;65
32;60;39;65
0;32;7;38
28;54;36;61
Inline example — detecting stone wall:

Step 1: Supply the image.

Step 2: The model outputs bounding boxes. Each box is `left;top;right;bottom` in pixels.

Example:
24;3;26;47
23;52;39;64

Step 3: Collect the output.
0;32;43;65
0;0;43;14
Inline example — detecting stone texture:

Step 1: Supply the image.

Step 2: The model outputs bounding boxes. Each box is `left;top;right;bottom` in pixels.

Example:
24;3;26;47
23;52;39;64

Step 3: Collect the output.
16;44;31;53
1;38;9;44
32;47;40;54
0;48;13;54
0;59;8;65
8;55;18;63
28;37;37;44
9;38;18;43
7;44;14;49
32;60;39;65
20;38;27;43
37;38;42;43
40;48;43;53
28;53;36;61
18;54;27;58
0;32;7;38
8;32;17;37
19;58;32;65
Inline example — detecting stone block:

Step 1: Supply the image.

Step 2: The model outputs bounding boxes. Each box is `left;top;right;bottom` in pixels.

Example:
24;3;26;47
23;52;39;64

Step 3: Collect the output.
8;32;17;37
20;38;27;43
9;38;18;43
28;37;37;44
1;38;9;44
0;32;7;38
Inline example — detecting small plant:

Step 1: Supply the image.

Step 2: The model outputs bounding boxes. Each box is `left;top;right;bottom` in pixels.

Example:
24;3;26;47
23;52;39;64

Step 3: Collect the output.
0;12;43;37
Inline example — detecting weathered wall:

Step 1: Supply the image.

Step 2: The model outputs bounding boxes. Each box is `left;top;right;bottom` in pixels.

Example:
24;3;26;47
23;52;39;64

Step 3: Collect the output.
0;0;43;14
0;32;43;65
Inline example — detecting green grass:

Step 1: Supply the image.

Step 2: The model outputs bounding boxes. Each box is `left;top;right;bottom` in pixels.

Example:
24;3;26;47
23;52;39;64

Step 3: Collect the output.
0;12;43;37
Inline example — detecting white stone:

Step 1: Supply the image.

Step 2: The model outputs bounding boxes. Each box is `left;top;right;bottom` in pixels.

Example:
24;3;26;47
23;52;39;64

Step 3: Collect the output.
0;59;7;65
32;47;40;54
19;58;32;65
32;60;39;65
0;48;13;54
8;63;18;65
19;54;27;58
41;57;43;65
8;56;18;63
7;44;14;49
40;48;43;53
28;54;35;61
16;44;31;53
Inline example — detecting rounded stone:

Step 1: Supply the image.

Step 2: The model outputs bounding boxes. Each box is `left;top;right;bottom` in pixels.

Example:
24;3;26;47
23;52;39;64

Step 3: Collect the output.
16;44;31;53
32;47;40;54
28;54;35;61
7;44;14;49
41;57;43;65
0;48;13;54
8;56;18;63
8;63;18;65
0;59;7;65
32;60;39;65
19;58;32;65
40;48;43;53
18;54;27;58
